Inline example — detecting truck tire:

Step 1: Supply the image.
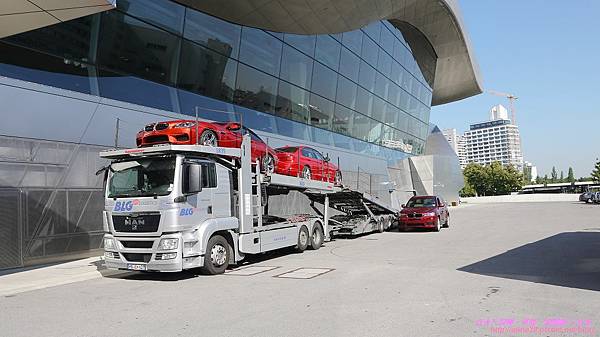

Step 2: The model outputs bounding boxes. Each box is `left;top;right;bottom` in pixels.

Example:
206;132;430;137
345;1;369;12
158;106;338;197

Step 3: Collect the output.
309;223;324;250
378;218;385;233
296;226;309;252
202;235;230;275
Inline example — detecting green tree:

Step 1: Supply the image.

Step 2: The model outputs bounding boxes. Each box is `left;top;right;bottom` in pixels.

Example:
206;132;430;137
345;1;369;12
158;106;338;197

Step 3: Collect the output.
523;166;532;183
459;180;476;197
560;171;564;182
551;166;558;183
462;161;523;196
567;167;575;183
592;159;600;182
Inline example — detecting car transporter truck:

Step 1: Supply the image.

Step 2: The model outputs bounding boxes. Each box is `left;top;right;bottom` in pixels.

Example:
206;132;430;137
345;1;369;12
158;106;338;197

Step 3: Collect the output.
100;135;397;275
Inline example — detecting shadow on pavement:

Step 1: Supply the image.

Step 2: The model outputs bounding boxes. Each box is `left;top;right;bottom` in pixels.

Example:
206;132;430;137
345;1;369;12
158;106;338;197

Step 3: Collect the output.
458;231;600;291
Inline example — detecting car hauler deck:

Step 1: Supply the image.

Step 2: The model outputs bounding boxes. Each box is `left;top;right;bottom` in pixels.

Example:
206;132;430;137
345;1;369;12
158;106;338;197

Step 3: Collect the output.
99;135;397;274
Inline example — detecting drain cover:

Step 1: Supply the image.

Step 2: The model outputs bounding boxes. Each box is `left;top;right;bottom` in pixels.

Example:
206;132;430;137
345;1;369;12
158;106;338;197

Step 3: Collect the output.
274;268;334;279
226;266;279;276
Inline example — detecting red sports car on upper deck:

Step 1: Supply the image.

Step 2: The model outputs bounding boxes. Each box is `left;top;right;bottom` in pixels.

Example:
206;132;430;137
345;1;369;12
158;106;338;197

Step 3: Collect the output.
136;120;277;173
398;195;449;232
274;146;342;184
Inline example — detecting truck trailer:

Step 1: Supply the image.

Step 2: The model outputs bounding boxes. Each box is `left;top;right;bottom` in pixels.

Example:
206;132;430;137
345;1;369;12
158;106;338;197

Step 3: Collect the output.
99;135;397;275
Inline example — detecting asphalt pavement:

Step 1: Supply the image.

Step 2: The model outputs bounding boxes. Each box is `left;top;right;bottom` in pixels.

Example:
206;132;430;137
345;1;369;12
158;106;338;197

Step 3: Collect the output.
1;202;599;337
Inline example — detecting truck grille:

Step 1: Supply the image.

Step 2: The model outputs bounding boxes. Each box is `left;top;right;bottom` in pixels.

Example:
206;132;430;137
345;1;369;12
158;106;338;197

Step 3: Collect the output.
122;253;151;263
120;240;154;249
113;213;160;232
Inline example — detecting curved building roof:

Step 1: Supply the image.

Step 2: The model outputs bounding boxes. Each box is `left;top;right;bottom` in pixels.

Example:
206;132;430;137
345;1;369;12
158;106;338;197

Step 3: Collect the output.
174;0;482;106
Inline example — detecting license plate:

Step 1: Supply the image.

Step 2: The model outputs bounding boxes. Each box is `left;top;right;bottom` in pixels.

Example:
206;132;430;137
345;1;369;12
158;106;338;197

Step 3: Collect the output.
127;264;147;271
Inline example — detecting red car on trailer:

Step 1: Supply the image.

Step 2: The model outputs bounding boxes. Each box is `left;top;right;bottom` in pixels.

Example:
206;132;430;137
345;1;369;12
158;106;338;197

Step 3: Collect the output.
136;120;277;173
274;145;342;184
398;195;449;232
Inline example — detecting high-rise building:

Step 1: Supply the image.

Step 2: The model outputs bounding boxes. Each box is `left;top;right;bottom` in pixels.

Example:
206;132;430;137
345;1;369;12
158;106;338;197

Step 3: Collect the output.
463;105;523;169
0;0;482;269
524;161;538;182
442;128;467;168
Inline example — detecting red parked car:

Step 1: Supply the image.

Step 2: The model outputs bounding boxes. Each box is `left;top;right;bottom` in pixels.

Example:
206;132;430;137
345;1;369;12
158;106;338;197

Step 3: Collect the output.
398;195;449;232
274;146;342;184
136;120;277;173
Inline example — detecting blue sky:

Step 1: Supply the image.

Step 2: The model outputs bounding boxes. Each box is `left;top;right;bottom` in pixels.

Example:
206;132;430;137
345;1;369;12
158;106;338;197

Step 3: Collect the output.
430;0;599;178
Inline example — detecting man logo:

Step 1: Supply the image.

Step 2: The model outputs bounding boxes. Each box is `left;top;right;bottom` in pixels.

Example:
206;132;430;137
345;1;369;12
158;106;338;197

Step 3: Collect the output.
124;218;145;231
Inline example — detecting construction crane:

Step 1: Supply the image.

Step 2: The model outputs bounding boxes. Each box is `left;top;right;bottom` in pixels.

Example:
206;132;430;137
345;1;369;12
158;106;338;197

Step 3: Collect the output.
488;90;518;125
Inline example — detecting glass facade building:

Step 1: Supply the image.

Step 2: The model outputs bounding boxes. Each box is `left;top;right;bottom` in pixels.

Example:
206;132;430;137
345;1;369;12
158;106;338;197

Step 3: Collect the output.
0;0;432;161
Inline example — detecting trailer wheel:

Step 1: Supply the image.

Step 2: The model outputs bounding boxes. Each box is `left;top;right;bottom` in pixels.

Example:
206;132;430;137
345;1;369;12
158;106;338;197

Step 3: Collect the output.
296;226;309;252
202;235;230;275
309;224;324;250
377;218;385;233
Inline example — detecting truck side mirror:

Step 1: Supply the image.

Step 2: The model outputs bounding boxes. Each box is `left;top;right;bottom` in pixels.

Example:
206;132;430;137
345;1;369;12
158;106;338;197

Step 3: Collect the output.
184;163;203;195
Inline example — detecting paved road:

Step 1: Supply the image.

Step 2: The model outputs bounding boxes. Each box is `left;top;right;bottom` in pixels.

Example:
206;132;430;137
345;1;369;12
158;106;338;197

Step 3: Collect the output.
1;202;599;337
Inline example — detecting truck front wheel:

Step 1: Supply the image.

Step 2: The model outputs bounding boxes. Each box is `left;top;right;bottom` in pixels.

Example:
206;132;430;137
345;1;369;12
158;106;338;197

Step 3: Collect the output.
202;235;230;275
309;224;324;250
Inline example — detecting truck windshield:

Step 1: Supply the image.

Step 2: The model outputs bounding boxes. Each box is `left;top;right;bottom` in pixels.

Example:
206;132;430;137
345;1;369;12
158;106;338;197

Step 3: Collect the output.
108;157;175;198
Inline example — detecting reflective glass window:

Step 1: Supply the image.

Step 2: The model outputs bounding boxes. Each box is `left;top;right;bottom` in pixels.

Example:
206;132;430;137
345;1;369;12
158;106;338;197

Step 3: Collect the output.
380;26;395;51
311;61;337;100
374;72;389;99
352;112;372;142
309;94;334;129
238;106;277;133
377;50;392;75
311;126;333;146
361;36;378;65
4;15;93;63
339;47;359;82
332;104;354;136
388;83;400;107
98;69;173;111
276;81;310;124
358;61;376;92
371;96;385;122
276;117;310;140
283;33;315;57
177;89;237;122
396;110;409;133
399;88;410;112
280;45;313;89
336;75;357;110
391;61;402;85
97;11;180;85
234;63;278;114
384;103;399;127
178;40;237;103
362;22;381;43
117;0;184;34
333;132;352;150
0;42;92;94
355;86;373;116
239;27;282;76
184;9;241;59
315;35;341;71
342;29;363;55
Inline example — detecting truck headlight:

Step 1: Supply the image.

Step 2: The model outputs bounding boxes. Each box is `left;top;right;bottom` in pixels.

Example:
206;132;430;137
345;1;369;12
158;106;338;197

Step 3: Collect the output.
158;238;178;250
104;238;116;250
